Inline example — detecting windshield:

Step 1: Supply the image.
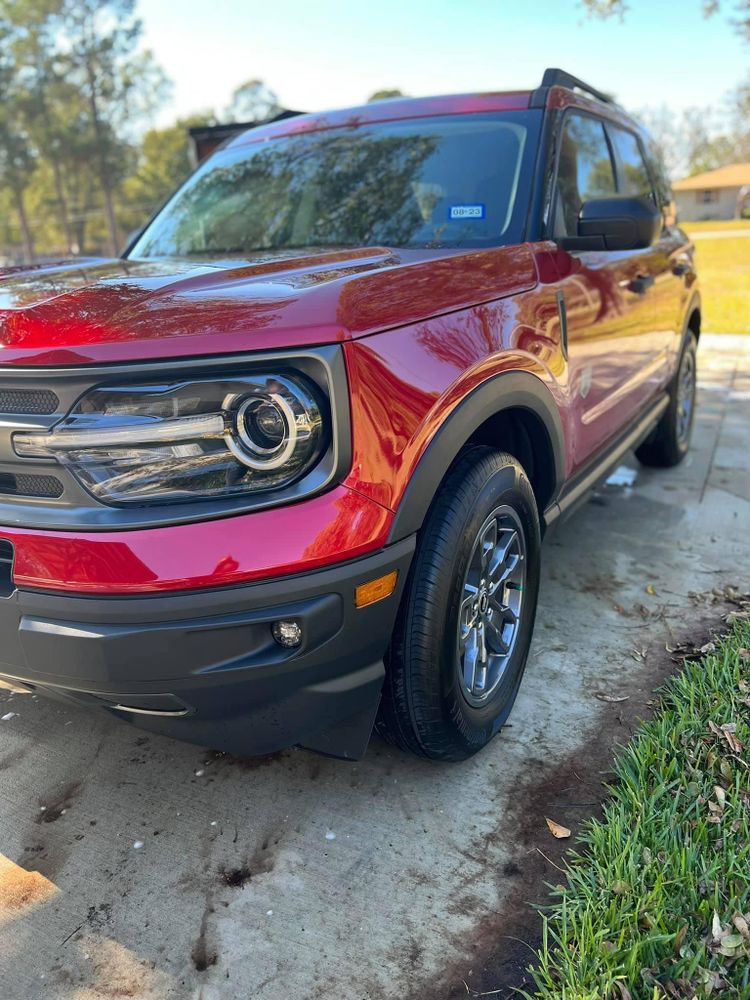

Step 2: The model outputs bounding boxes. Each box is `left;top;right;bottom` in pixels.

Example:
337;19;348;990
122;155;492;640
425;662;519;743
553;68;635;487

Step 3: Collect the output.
129;112;540;259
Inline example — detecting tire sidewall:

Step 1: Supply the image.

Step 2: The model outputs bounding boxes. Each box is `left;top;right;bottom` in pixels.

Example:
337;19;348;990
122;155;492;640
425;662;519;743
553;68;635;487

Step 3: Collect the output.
425;457;540;754
672;333;697;459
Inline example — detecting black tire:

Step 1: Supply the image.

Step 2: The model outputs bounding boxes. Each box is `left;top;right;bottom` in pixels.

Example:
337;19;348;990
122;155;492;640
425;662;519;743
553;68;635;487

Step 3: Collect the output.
376;447;541;761
635;332;697;468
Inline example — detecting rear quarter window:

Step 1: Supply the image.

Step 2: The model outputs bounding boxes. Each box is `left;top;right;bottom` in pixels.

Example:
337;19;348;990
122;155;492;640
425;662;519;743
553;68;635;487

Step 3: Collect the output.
608;126;655;201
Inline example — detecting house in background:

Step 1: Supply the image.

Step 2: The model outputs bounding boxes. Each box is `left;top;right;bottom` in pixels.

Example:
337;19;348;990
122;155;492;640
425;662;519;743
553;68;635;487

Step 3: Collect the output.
673;163;750;222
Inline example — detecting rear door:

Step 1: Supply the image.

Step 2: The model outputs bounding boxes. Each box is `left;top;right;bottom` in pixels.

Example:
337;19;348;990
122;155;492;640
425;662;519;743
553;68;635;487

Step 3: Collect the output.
551;112;672;469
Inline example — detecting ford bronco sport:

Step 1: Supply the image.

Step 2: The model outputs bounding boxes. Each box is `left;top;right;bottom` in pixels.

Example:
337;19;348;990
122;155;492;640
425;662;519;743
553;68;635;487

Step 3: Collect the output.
0;69;699;761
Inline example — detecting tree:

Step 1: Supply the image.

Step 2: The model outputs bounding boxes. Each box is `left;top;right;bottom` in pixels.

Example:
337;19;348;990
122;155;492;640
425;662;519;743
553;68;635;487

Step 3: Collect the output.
3;0;78;252
224;79;280;123
0;19;38;261
59;0;170;254
120;115;209;236
367;89;405;102
636;78;750;179
581;0;750;41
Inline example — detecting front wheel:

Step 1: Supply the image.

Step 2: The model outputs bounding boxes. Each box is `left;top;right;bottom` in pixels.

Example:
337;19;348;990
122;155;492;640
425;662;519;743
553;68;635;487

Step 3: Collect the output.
636;332;697;468
376;447;541;761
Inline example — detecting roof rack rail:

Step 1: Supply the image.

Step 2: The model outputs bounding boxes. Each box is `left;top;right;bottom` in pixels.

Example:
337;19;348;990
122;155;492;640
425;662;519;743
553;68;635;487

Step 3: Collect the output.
531;67;613;108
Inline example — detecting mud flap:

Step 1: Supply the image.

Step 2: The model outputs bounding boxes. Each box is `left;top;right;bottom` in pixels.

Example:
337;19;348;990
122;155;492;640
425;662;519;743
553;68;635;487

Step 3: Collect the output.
299;661;384;760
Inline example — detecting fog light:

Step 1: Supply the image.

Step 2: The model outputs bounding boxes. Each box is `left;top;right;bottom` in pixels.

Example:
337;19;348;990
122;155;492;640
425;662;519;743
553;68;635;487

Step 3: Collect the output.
272;620;303;648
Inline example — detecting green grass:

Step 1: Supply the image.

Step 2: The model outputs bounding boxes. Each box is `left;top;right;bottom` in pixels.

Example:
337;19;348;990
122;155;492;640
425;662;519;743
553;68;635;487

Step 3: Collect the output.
681;219;750;233
524;618;750;1000
686;235;750;334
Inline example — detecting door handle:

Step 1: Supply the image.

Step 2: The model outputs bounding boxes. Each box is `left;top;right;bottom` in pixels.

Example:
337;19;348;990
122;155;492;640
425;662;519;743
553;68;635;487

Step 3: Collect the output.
627;273;655;295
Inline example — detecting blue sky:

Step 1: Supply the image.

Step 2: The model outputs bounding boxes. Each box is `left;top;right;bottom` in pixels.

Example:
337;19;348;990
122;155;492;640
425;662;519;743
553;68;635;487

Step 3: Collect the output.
139;0;747;124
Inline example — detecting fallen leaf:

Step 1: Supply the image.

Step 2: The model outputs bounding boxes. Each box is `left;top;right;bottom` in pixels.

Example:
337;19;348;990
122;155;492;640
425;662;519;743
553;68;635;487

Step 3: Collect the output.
721;933;744;949
738;651;750;665
721;723;743;753
732;913;750;940
708;720;743;753
613;981;633;1000
595;693;630;703
714;785;726;809
645;584;656;595
544;817;571;839
673;924;688;954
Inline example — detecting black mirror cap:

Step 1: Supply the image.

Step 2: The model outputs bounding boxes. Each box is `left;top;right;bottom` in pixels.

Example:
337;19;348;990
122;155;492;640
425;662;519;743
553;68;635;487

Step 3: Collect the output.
560;195;662;252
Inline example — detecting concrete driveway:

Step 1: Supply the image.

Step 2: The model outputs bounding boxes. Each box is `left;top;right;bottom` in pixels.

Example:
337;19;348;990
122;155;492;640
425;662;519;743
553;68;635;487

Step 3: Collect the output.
1;334;749;1000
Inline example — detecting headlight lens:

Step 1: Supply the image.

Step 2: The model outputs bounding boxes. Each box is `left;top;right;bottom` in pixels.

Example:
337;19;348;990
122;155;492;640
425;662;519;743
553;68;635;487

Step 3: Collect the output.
13;373;325;505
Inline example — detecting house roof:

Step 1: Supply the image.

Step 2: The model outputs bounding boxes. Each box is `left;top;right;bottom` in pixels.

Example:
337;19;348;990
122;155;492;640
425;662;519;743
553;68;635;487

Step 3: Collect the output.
673;163;750;192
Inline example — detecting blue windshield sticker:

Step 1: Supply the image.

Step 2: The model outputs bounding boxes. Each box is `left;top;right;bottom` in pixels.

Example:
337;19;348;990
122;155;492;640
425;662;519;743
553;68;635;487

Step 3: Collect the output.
448;203;486;220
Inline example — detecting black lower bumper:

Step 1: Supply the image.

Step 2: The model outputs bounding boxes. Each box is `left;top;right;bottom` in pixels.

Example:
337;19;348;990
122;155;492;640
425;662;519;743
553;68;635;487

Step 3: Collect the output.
0;536;415;759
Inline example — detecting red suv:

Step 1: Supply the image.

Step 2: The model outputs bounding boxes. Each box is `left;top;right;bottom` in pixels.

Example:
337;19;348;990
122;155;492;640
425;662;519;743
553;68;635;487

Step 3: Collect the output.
0;69;699;761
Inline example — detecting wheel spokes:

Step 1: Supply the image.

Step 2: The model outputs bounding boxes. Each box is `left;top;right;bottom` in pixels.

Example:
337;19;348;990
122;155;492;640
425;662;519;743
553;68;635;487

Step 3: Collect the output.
463;628;479;693
456;506;527;705
485;594;518;654
459;584;479;648
487;528;522;592
479;518;498;573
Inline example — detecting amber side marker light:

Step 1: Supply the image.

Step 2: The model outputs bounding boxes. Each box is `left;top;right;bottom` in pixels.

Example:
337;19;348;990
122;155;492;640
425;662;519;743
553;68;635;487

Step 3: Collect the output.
355;570;398;609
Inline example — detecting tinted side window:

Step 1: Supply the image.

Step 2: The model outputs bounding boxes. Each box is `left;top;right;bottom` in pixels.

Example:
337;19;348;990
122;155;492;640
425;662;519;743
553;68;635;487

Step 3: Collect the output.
609;126;654;200
642;135;676;225
554;114;616;237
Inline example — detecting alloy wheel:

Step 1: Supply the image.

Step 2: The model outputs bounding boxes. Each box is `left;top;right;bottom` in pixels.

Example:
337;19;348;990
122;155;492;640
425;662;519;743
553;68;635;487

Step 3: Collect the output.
456;506;526;706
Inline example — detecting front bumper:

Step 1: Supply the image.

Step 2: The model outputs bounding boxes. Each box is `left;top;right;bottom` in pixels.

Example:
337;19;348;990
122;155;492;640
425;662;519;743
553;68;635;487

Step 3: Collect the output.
0;536;415;759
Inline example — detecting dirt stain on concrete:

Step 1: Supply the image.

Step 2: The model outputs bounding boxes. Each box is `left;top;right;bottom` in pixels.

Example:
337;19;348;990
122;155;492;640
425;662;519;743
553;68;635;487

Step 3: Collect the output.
191;897;218;972
0;746;28;771
206;749;287;772
36;780;82;824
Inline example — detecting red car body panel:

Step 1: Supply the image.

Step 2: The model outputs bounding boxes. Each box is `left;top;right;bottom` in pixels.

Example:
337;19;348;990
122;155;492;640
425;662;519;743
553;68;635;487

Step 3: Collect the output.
342;248;570;511
227;91;533;146
0;245;536;366
3;486;392;593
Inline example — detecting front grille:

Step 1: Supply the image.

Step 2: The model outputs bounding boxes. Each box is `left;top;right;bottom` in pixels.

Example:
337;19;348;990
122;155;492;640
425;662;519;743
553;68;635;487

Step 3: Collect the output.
0;472;64;499
0;388;59;415
0;540;14;596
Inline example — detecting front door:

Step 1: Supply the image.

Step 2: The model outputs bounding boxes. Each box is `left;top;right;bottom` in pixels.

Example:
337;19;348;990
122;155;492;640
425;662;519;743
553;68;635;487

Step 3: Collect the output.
550;111;673;470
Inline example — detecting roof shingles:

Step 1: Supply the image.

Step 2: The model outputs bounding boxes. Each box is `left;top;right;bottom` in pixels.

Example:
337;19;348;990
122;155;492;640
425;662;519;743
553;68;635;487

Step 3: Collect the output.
673;163;750;191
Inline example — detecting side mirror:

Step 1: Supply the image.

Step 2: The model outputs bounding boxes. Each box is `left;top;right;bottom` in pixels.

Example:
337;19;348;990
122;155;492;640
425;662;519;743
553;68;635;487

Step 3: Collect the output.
560;195;661;252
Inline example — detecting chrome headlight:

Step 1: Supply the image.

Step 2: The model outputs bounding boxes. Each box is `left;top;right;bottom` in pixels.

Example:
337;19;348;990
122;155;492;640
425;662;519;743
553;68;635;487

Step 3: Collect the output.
13;373;326;505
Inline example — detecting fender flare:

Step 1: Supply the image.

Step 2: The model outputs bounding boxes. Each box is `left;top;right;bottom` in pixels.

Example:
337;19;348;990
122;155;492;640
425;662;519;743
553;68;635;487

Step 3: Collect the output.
388;370;566;543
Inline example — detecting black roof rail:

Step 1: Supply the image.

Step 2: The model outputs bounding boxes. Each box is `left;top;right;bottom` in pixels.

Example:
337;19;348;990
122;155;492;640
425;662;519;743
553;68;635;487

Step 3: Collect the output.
530;67;613;108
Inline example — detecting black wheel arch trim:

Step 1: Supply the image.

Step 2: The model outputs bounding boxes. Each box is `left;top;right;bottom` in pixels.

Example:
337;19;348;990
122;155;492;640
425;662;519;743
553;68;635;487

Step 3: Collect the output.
387;370;566;543
684;291;701;342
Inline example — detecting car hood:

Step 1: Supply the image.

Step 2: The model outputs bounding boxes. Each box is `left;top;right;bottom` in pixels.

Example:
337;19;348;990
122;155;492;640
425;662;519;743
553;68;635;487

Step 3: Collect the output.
0;245;536;366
